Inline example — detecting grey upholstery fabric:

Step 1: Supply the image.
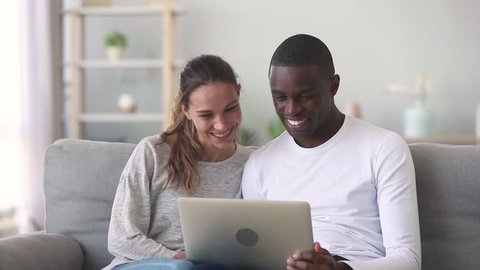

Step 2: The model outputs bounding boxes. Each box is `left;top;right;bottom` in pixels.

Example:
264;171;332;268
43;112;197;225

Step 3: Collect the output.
0;232;83;270
410;143;480;270
0;139;479;270
44;139;135;270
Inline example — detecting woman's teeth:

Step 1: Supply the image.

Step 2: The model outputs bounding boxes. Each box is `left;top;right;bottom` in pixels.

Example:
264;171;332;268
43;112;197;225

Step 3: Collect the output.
212;129;231;138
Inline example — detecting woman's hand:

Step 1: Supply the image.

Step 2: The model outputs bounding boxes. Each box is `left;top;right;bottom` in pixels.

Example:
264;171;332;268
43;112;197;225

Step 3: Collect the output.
286;242;351;270
172;251;187;259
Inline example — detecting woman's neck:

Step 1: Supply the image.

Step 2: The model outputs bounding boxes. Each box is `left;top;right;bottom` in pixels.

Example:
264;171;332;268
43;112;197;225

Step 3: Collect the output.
198;143;237;162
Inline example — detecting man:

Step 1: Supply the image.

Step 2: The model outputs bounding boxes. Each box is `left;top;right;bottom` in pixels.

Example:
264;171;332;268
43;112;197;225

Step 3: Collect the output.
241;34;421;270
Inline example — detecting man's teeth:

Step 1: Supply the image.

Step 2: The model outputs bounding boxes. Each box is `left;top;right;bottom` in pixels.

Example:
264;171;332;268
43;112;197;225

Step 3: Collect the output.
287;119;305;126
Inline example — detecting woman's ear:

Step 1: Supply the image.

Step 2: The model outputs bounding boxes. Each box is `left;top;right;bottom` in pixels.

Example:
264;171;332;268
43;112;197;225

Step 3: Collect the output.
181;103;191;120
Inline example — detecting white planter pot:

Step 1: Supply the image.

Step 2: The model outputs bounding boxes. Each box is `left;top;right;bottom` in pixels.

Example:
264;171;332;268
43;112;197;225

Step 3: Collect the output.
106;47;124;61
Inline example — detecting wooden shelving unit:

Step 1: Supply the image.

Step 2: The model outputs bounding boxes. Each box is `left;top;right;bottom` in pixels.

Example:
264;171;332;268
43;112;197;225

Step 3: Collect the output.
64;2;181;139
404;135;479;145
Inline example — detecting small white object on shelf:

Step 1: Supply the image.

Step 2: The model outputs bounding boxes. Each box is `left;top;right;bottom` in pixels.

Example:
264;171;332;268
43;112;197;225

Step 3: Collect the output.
118;93;137;113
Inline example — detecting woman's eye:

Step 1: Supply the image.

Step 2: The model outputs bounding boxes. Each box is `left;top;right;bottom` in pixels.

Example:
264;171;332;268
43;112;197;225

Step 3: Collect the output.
199;114;212;119
226;105;237;112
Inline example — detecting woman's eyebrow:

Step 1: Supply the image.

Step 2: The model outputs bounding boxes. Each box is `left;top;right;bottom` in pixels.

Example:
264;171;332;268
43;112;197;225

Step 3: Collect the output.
195;100;239;114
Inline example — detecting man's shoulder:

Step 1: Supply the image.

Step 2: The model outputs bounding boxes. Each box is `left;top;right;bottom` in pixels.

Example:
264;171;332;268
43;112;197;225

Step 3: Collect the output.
346;117;408;154
250;131;290;158
347;116;403;142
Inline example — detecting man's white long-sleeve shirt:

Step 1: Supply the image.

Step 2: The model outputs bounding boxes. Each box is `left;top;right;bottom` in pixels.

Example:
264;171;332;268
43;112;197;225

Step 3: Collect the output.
242;116;421;270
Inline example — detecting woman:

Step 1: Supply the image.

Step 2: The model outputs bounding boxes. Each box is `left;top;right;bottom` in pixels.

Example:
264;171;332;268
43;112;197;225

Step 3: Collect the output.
103;55;255;270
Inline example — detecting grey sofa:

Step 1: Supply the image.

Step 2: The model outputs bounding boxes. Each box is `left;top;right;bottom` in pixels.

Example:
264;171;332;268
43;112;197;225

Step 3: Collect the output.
0;139;479;270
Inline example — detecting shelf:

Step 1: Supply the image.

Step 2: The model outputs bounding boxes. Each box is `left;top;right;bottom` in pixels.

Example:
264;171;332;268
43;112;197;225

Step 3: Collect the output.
64;1;179;139
404;135;479;145
79;113;164;122
64;6;183;17
65;59;184;69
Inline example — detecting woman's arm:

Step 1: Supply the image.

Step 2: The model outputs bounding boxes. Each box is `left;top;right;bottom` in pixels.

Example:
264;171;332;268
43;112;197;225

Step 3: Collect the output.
108;140;178;260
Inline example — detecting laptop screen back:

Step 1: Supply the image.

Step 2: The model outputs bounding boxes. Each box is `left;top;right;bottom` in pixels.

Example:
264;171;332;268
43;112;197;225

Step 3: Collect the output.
177;197;313;270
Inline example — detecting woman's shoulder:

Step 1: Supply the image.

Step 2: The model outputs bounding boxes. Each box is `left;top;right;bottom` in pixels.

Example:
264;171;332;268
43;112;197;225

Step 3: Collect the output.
134;134;170;154
237;144;259;155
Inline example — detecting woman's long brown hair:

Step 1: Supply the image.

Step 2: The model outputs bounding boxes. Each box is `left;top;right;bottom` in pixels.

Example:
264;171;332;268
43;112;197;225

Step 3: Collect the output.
161;55;240;194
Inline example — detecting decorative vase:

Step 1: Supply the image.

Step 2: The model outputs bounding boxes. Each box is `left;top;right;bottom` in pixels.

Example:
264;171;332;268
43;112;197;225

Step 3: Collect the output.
118;94;136;113
404;99;433;137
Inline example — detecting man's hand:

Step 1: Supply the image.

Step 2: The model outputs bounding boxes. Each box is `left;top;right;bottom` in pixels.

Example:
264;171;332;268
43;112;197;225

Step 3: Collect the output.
172;251;187;259
286;242;351;270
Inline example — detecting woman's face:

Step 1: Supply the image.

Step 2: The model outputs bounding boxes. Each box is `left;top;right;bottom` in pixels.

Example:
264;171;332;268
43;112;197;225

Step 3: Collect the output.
182;81;241;152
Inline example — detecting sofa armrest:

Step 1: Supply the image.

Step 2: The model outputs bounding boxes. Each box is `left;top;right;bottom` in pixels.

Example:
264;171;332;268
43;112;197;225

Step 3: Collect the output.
0;232;83;270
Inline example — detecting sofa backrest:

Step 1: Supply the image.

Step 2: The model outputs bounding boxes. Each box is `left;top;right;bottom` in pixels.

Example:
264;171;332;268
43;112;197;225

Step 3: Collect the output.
44;139;135;270
409;143;480;269
43;139;480;270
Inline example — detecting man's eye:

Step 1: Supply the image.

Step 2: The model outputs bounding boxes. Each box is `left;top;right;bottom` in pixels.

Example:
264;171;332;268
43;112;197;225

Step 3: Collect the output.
300;94;312;99
274;95;287;101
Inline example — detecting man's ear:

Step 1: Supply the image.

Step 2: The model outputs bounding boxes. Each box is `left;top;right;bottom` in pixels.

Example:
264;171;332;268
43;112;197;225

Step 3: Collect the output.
181;103;191;120
330;74;340;96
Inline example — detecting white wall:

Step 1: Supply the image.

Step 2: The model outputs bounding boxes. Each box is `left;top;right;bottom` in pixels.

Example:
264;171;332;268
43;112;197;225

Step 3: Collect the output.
176;0;480;144
70;0;480;144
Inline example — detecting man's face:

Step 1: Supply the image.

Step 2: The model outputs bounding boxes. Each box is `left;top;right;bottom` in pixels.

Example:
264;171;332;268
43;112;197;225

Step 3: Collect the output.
269;65;338;148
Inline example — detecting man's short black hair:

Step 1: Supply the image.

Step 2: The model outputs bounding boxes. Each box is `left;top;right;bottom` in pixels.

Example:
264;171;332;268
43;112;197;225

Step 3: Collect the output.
269;34;335;77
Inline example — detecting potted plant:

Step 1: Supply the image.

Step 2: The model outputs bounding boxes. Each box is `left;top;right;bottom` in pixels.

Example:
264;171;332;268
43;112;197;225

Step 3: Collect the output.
104;31;127;61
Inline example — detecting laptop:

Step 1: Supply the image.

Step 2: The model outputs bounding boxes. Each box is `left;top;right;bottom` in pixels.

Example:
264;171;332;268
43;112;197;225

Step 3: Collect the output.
177;197;313;270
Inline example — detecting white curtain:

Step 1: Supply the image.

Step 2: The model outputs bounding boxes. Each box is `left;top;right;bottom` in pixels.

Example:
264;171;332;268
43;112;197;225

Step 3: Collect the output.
18;0;64;231
0;1;23;236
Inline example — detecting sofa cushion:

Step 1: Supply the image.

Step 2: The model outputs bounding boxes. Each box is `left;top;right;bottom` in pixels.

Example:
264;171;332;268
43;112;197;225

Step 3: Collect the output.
44;139;135;270
409;143;480;270
0;232;83;270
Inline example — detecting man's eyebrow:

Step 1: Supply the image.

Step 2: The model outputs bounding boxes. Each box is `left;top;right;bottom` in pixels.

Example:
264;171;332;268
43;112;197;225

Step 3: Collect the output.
271;89;285;94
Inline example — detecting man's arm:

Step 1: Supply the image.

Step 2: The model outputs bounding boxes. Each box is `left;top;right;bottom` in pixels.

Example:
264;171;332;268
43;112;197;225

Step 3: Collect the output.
344;135;421;270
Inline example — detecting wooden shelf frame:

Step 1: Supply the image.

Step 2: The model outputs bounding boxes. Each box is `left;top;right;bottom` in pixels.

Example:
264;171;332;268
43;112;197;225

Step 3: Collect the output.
404;135;479;145
64;1;179;139
79;113;164;122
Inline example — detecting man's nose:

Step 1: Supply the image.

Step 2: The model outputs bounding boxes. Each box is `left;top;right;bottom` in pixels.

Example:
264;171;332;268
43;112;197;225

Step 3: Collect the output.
285;99;300;115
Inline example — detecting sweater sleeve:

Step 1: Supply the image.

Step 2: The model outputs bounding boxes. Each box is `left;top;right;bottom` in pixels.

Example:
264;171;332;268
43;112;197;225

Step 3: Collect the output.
107;140;177;260
345;134;421;270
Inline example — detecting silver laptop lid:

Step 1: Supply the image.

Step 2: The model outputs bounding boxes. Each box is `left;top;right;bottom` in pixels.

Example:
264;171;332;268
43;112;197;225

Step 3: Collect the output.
177;197;313;270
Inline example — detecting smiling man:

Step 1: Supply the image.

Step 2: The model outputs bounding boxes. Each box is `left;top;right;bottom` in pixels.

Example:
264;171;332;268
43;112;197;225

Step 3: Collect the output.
242;34;421;270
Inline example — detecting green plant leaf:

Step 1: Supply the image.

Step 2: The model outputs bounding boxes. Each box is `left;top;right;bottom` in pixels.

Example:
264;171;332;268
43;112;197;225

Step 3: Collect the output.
237;127;258;146
267;117;285;139
104;31;127;48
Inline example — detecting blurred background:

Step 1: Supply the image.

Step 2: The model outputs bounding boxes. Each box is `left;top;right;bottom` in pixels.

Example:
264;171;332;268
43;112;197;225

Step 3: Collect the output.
1;0;479;237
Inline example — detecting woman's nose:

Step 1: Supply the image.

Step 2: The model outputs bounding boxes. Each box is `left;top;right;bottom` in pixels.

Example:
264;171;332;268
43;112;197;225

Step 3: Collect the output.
213;115;227;130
